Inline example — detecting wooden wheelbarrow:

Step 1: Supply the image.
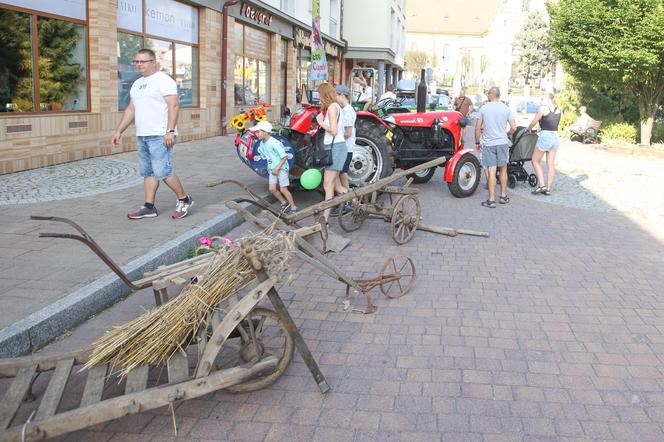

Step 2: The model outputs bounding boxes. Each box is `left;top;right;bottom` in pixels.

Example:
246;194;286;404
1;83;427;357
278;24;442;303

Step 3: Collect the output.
0;227;328;441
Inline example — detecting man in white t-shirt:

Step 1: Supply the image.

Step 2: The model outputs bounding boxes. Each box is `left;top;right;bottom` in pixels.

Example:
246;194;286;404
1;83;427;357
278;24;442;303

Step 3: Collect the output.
379;84;397;103
354;72;373;111
335;85;357;190
112;49;193;220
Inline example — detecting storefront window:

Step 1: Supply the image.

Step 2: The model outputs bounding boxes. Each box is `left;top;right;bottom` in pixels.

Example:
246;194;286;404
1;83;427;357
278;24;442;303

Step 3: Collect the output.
233;22;270;106
116;0;199;110
146;38;173;76
38;17;88;111
0;9;34;112
117;32;142;110
0;6;89;113
175;44;197;107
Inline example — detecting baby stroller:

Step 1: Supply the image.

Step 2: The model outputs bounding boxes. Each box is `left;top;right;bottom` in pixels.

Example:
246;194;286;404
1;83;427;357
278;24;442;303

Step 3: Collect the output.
505;126;539;188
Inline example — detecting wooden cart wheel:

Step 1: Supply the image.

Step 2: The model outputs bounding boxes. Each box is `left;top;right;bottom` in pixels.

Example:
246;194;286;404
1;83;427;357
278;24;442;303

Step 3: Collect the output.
390;194;421;245
378;255;416;298
219;307;294;392
338;195;369;232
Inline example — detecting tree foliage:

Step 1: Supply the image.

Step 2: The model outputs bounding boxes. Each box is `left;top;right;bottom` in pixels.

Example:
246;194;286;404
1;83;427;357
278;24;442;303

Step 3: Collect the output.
405;50;429;75
548;0;664;144
512;10;556;86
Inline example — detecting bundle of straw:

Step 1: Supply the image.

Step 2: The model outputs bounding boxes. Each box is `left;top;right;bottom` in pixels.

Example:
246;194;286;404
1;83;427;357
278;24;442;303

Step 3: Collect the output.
83;228;293;378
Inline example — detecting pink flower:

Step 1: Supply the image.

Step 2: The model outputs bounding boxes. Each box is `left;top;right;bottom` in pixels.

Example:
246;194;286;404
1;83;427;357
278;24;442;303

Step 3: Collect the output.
220;237;234;251
198;236;212;246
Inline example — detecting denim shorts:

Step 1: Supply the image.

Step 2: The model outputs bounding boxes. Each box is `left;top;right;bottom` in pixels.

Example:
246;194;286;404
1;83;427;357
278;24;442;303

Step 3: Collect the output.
325;142;348;172
481;144;509;168
268;169;289;187
137;135;173;180
536;130;560;152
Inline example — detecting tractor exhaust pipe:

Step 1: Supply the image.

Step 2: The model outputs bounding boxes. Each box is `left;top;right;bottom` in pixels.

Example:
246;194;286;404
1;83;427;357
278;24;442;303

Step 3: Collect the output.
416;68;427;113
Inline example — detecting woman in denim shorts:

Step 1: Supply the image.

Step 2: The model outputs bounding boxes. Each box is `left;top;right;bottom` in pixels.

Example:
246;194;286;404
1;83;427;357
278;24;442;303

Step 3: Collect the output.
526;93;562;195
316;83;348;221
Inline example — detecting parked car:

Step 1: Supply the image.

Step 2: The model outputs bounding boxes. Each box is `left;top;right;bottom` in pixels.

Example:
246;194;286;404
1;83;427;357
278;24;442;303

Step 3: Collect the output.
516;101;541;113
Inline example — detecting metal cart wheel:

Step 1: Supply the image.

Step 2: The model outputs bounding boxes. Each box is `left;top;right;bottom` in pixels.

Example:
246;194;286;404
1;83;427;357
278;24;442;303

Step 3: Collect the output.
220;307;294;393
528;173;538;187
338;195;369;232
378;255;416;298
390;194;421;245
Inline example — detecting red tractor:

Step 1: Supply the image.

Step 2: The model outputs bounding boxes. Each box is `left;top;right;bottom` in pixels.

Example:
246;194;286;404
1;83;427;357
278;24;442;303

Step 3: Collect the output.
283;98;480;197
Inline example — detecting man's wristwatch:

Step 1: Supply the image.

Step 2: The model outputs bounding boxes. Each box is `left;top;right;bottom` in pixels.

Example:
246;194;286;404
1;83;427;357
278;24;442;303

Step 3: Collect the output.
167;129;175;133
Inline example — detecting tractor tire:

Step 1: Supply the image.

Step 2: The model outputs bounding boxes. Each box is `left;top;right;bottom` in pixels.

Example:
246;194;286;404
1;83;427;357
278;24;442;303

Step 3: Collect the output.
447;153;481;198
351;119;395;186
407;167;436;184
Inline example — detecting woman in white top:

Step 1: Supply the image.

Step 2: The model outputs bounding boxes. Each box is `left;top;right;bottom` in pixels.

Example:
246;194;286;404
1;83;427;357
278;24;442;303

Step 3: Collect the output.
316;83;348;221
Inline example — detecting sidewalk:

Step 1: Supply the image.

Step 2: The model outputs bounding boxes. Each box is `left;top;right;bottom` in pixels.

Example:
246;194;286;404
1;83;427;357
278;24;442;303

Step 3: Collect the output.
0;136;267;330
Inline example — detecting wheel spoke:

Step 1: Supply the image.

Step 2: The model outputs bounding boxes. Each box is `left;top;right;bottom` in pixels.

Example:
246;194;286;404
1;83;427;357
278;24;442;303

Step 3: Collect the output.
391;258;397;274
398;259;409;273
384;279;397;294
396;277;403;293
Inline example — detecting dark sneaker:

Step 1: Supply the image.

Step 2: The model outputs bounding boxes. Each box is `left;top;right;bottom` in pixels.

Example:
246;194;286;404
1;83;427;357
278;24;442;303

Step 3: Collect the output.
285;206;298;215
172;197;194;219
279;201;290;212
128;206;158;219
330;206;340;217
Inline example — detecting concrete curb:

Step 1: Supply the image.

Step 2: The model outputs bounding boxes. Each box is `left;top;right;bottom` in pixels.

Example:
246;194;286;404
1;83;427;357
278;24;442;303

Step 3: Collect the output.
0;199;270;357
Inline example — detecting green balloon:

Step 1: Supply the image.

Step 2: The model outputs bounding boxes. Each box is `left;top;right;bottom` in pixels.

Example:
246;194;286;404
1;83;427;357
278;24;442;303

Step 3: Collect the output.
300;168;322;190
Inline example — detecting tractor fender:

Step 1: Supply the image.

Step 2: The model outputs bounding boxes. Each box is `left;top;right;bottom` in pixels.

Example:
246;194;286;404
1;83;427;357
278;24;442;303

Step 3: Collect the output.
443;148;476;183
356;111;391;130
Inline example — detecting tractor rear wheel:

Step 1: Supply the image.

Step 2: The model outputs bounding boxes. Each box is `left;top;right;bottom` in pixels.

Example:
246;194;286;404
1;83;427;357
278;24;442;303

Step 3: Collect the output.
350;120;394;186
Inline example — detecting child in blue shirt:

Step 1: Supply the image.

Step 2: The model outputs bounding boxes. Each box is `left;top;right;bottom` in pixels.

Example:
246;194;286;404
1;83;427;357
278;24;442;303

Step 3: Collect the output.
249;121;297;213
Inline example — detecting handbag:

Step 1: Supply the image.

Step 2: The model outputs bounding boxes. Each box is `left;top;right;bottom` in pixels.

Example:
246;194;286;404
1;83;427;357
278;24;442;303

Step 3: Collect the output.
312;106;340;168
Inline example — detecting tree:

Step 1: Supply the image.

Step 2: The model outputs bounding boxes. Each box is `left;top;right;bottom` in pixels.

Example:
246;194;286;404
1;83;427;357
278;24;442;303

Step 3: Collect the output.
548;0;664;145
460;49;472;86
405;50;429;76
512;11;556;88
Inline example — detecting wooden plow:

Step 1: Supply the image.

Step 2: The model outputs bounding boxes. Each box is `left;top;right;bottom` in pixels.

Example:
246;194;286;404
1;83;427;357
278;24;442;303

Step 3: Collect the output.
0;218;329;442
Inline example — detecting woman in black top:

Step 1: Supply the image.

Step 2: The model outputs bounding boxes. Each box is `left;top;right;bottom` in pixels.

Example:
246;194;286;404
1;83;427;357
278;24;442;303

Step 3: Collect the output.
526;93;562;195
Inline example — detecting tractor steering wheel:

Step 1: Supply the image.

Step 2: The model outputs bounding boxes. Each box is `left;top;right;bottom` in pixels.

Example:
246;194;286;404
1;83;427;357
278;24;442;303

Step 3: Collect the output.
371;97;402;114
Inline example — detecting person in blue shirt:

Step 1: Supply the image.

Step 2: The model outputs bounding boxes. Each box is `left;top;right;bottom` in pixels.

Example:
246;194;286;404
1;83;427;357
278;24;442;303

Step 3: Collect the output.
249;121;297;214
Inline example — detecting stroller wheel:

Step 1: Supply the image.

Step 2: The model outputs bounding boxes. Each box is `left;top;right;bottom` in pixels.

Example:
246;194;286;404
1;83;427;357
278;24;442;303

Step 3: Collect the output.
528;173;538;187
508;174;517;189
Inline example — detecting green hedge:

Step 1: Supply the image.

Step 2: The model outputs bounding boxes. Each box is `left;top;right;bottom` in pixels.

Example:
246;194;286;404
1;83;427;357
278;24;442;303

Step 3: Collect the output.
652;125;664;144
600;122;637;144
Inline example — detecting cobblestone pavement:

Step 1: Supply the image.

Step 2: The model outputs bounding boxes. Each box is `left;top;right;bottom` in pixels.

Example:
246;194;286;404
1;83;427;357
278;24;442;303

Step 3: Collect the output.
508;139;664;236
0;158;143;204
25;164;664;441
0;136;267;328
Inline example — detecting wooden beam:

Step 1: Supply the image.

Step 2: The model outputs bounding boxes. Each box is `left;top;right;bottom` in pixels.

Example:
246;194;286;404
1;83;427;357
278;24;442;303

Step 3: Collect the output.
0;364;37;430
35;358;74;421
417;224;489;238
80;365;107;408
286;157;445;223
124;365;149;395
167;352;189;384
4;357;279;442
0;350;89;378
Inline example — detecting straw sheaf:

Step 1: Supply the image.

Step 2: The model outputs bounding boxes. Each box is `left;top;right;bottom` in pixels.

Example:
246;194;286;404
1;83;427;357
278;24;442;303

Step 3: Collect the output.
83;227;294;378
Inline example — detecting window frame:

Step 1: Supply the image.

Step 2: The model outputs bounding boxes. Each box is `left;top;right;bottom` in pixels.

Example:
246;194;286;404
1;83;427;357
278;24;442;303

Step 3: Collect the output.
116;0;200;110
233;22;271;106
0;1;91;115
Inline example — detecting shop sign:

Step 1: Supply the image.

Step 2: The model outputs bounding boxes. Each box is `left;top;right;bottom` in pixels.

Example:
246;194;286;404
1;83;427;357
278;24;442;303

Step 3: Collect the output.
240;3;273;27
2;0;86;20
117;0;142;32
145;0;198;44
295;28;339;58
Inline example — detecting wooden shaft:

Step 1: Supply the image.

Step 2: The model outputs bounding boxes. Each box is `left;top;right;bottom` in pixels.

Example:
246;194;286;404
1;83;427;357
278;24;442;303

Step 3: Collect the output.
286;156;446;223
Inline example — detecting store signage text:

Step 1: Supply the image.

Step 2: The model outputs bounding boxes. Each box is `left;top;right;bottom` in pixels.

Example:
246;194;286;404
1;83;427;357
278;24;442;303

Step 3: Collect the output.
240;3;273;27
295;28;339;58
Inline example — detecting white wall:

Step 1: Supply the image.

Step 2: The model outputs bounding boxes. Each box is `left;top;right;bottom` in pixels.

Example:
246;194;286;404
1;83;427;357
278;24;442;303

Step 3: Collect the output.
344;0;406;62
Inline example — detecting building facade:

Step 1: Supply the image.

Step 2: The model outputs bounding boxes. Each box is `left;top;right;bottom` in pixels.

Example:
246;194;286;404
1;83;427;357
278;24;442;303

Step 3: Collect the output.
0;0;343;175
405;0;550;96
342;0;406;97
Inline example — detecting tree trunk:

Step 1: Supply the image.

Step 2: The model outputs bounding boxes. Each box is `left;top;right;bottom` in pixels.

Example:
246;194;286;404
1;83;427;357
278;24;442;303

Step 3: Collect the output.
638;95;656;146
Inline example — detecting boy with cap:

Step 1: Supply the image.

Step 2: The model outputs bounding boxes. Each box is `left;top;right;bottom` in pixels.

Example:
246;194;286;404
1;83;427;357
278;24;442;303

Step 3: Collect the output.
249;121;297;214
335;84;356;190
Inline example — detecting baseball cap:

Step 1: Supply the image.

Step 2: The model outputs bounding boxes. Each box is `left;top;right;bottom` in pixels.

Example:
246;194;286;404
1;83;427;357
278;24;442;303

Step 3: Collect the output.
335;85;351;97
248;121;273;133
